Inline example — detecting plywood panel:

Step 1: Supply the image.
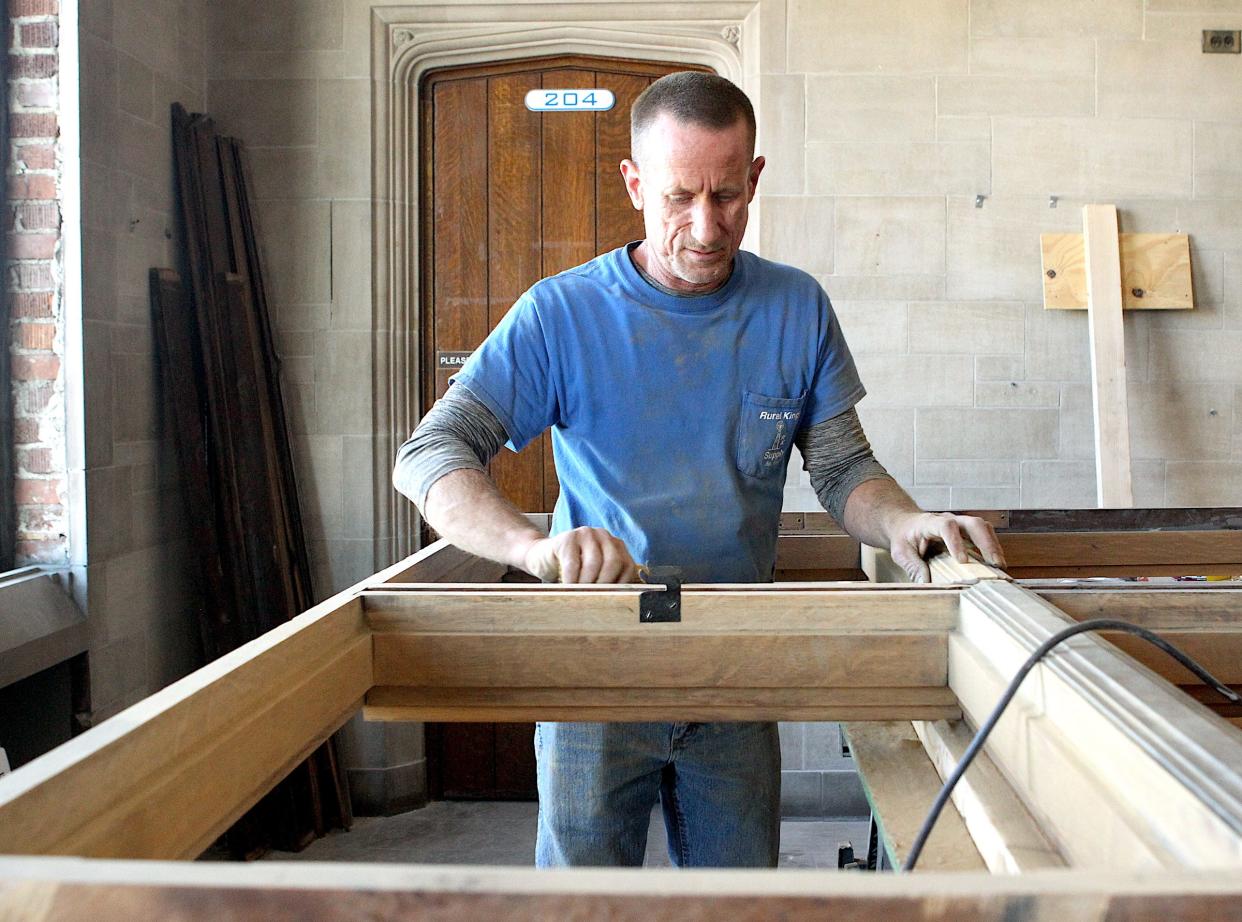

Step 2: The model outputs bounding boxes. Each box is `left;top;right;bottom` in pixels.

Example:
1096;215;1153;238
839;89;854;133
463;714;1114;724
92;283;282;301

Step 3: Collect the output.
1041;232;1193;310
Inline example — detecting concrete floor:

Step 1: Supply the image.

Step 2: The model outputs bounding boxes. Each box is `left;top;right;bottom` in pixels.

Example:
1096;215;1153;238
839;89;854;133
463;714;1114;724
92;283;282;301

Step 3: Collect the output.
257;802;871;869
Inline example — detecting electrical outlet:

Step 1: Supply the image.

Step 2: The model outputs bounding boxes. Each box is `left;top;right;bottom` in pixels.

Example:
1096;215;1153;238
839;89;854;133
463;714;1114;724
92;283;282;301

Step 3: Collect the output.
1202;30;1241;54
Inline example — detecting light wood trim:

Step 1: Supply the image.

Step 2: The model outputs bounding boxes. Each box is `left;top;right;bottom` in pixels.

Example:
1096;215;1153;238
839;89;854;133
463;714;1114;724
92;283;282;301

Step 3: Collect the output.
951;580;1242;870
376;580;951;592
371;631;946;690
0;596;371;859
912;719;1067;873
1081;204;1134;508
1041;231;1193;310
929;554;1008;584
362;587;960;633
2;857;1242;921
843;721;986;872
365;686;961;723
862;546;1006;584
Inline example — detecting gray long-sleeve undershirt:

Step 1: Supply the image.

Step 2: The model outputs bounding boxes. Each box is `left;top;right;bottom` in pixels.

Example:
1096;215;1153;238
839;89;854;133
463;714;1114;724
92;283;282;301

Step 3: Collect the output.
392;382;892;528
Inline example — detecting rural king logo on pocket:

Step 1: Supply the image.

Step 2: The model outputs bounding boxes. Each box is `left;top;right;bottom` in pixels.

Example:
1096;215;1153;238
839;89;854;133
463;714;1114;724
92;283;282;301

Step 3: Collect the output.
758;410;799;421
760;409;799;466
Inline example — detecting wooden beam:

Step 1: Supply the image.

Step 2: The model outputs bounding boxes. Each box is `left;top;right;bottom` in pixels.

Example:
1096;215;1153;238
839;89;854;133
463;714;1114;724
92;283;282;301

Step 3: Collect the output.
0;594;371;859
981;507;1242;532
1027;584;1242;625
843;721;986;872
1081;203;1134;508
2;857;1241;921
998;530;1242;574
362;587;954;719
806;524;1242;580
912;719;1066;873
864;531;1242;579
371;632;945;689
365;686;961;723
1033;586;1242;685
950;579;1242;870
363;586;961;632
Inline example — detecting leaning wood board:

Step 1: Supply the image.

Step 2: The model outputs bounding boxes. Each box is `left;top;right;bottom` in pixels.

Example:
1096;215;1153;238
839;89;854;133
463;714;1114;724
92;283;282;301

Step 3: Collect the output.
1;520;1241;919
1081;204;1134;508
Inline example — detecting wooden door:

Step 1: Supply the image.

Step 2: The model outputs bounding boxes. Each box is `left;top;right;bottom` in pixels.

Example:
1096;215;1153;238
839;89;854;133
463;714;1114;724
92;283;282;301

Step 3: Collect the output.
421;55;706;800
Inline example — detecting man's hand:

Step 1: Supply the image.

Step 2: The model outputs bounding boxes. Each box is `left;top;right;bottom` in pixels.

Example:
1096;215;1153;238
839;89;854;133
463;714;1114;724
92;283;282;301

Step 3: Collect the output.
889;511;1007;583
521;526;642;584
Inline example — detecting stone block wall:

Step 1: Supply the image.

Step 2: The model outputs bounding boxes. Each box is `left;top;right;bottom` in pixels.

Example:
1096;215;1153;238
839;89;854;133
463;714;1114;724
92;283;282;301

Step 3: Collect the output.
77;0;209;719
773;0;1242;512
779;721;867;819
204;4;378;596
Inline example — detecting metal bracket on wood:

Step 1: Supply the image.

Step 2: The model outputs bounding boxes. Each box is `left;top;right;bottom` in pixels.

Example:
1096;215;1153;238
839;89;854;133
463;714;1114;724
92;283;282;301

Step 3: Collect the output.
639;567;682;623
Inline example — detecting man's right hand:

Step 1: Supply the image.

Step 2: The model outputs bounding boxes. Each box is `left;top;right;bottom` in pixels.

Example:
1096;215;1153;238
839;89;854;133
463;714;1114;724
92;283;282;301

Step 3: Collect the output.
521;527;642;584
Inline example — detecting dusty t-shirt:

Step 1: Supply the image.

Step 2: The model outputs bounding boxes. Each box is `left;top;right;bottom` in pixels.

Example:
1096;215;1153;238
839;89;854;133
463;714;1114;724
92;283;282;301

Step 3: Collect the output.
453;244;865;582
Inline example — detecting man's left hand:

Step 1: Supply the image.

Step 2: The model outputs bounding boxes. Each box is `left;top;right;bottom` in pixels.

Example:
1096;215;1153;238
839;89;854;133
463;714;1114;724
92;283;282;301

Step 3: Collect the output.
889;512;1007;583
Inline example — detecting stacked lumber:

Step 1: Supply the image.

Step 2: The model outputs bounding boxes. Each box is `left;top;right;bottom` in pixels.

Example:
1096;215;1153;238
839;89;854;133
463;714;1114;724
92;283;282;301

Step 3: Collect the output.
148;104;350;857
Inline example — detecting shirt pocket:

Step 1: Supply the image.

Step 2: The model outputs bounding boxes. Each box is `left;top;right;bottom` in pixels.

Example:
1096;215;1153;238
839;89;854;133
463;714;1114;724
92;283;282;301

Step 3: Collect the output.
735;390;807;479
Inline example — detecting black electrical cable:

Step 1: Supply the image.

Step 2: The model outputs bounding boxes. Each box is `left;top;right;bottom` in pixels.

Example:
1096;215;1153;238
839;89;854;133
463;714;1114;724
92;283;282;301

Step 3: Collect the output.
903;617;1242;872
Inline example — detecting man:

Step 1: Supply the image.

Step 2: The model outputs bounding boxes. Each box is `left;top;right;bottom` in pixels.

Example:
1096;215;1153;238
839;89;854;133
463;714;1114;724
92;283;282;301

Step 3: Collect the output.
394;71;1005;868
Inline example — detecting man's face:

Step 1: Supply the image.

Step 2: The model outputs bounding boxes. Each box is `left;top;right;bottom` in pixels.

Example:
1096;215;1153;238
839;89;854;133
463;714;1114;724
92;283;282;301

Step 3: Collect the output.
620;113;765;293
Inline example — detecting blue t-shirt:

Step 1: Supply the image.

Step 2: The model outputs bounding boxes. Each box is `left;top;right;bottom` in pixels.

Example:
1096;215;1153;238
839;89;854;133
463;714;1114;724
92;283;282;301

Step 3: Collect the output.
453;244;865;583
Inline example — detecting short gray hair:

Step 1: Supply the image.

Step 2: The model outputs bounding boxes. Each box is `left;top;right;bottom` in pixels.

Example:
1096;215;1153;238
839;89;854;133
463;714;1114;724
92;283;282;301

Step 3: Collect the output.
630;71;756;162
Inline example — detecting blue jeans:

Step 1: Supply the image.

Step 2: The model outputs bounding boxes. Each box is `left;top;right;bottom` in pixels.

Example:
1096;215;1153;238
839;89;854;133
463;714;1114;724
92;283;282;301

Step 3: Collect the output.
534;721;781;867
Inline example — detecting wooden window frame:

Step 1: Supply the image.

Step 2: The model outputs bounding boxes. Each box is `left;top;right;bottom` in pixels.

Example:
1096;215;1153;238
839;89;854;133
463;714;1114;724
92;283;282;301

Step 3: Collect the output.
0;509;1240;918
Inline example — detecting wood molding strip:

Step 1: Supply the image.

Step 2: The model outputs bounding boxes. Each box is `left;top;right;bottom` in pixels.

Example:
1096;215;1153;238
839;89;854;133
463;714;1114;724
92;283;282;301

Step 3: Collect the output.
951;580;1242;869
912;719;1067;873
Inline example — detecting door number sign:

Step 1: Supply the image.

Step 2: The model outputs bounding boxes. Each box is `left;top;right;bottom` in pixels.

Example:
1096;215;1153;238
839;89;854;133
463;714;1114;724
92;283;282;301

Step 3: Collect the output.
525;89;616;112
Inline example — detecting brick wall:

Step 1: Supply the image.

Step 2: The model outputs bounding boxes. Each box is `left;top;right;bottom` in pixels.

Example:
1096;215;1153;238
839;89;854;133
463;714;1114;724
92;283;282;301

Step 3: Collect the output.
7;0;65;565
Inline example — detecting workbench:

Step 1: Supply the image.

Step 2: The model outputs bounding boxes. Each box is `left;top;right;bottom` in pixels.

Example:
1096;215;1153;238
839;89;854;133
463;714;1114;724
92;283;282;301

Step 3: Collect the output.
1;508;1240;920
